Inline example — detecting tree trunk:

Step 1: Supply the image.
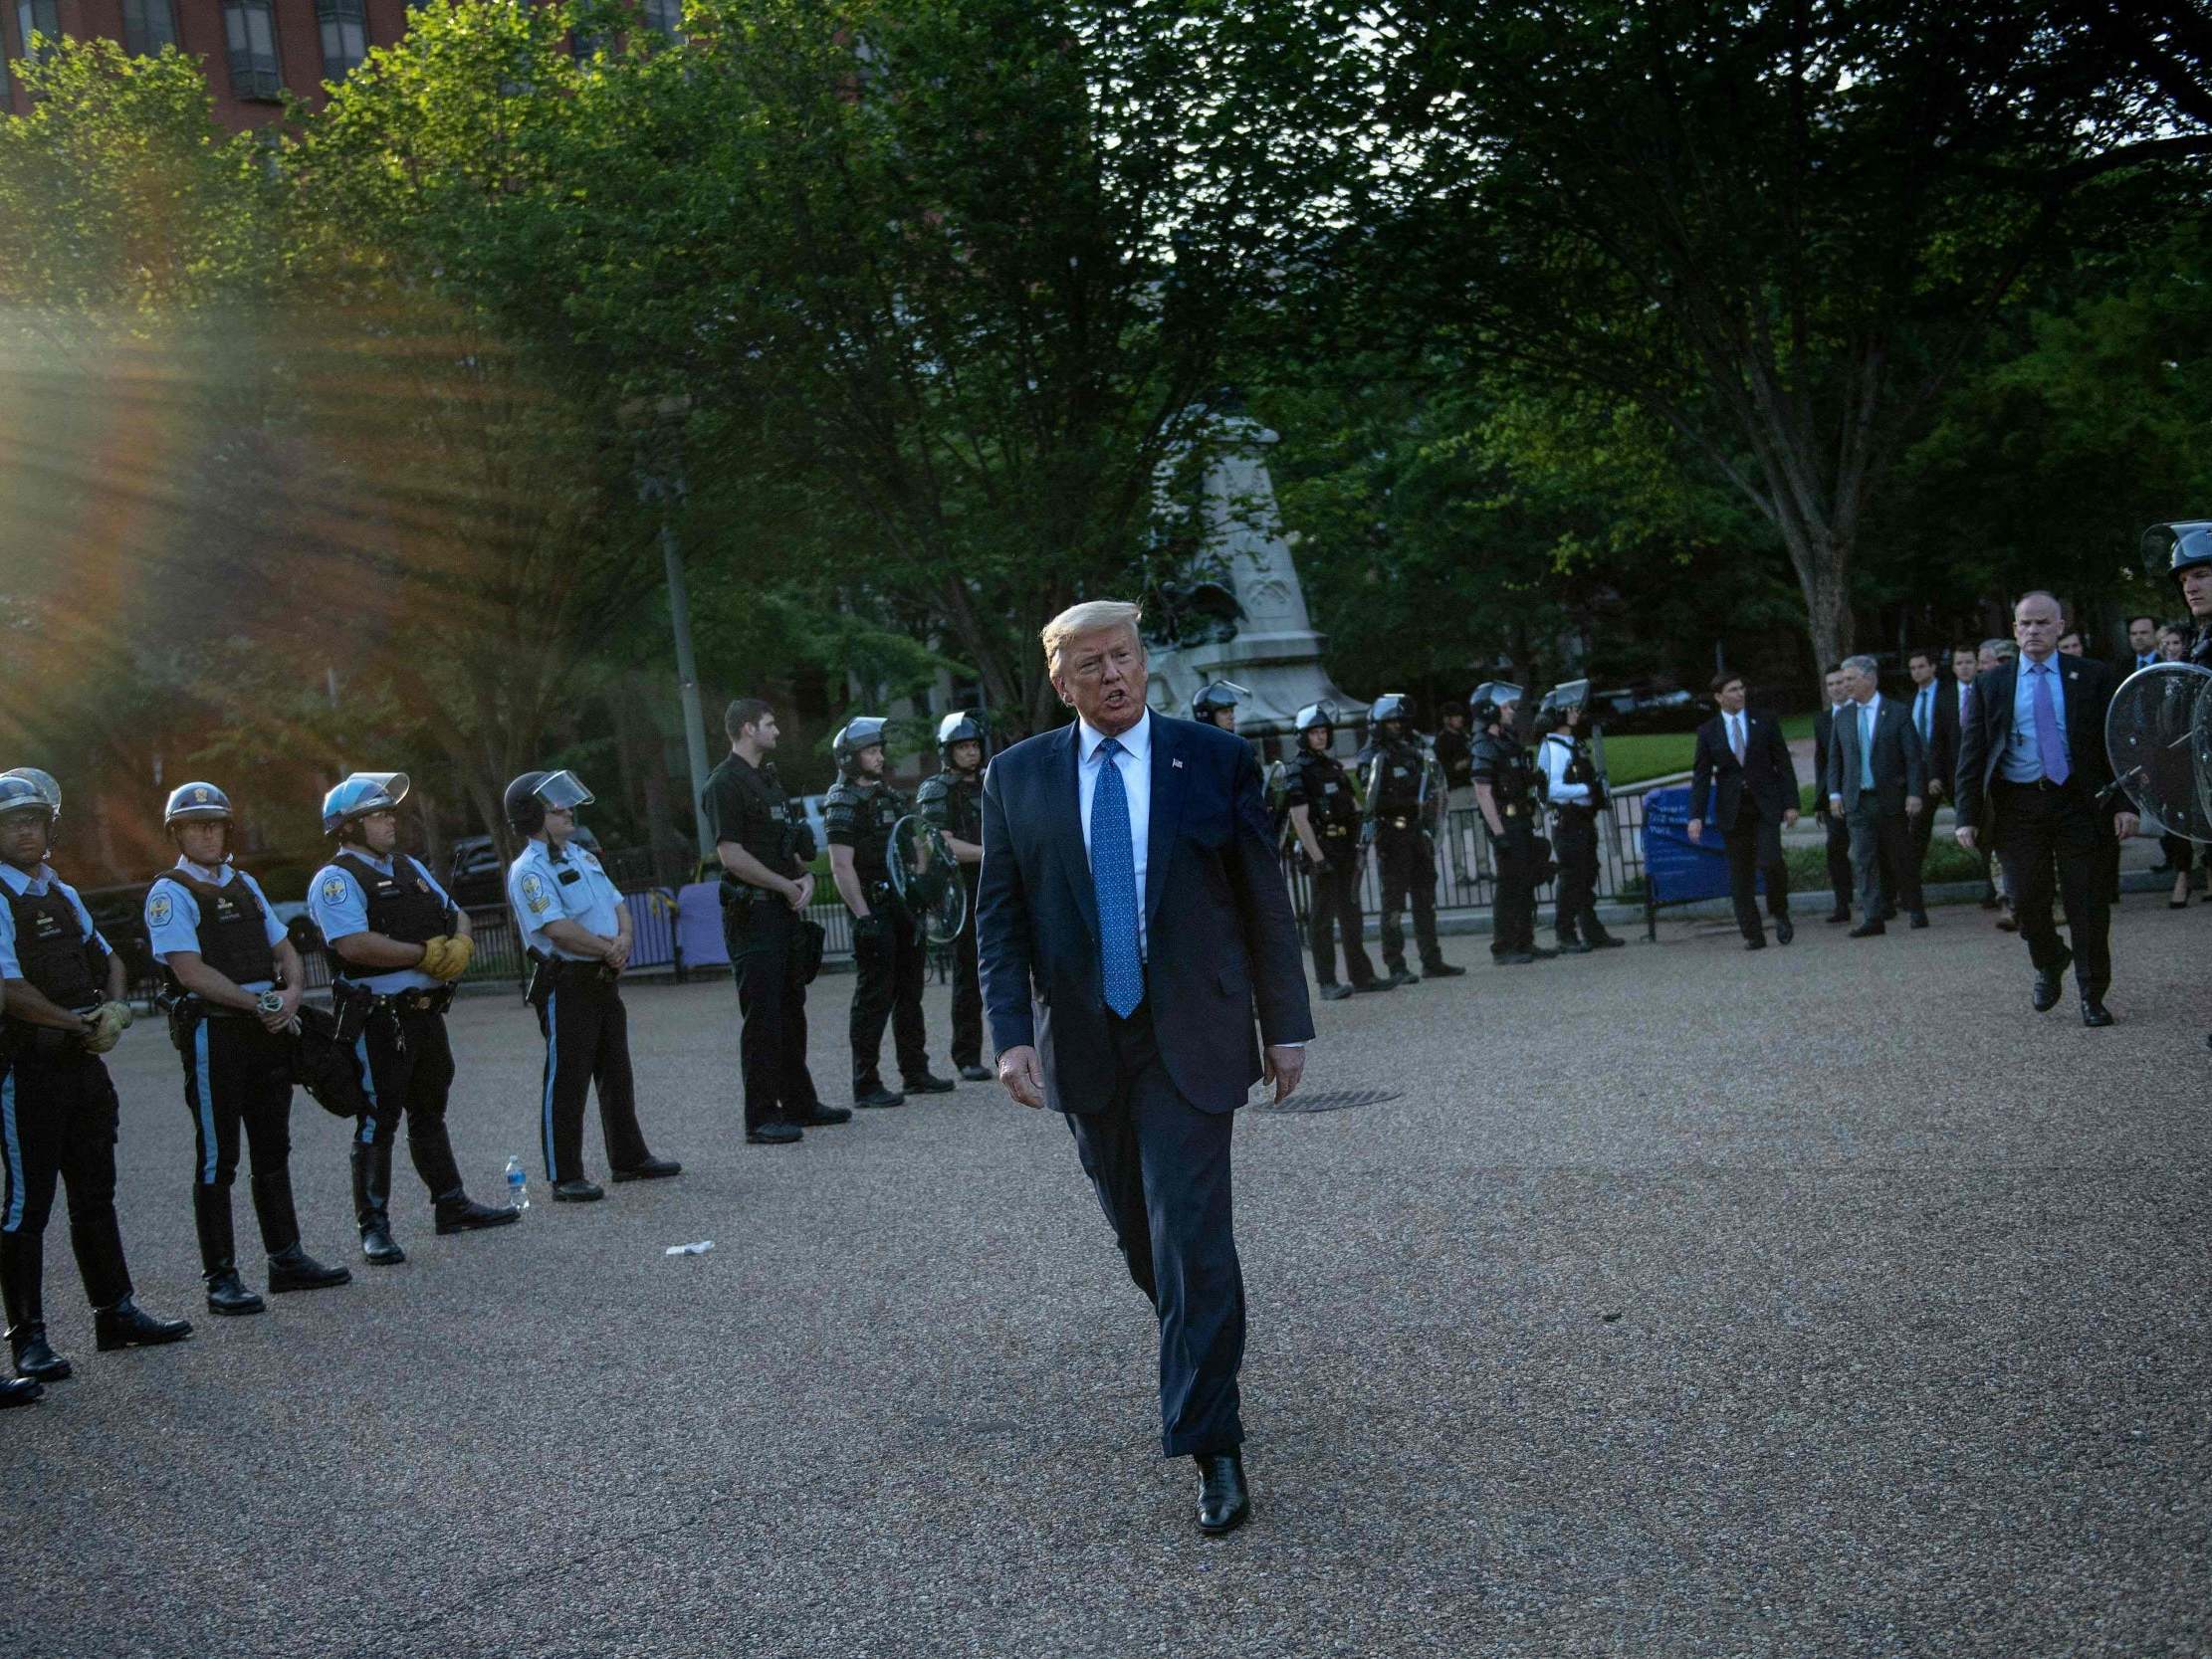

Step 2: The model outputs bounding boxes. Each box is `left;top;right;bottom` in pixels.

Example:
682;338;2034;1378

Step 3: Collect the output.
1784;520;1855;688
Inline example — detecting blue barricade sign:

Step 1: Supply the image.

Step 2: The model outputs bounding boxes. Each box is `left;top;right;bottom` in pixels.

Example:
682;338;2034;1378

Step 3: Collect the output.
1641;783;1762;909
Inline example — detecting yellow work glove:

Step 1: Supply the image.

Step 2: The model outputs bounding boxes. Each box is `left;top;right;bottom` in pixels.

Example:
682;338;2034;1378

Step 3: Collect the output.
415;936;454;980
82;1000;134;1055
436;934;473;982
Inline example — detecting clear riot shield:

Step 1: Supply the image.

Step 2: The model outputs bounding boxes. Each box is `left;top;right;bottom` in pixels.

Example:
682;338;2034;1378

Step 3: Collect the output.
2104;662;2212;844
1263;759;1293;852
1416;744;1447;835
887;813;971;943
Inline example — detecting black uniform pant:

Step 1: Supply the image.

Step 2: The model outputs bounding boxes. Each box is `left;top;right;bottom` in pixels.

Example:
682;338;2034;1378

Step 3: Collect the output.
1723;797;1791;942
533;971;650;1184
950;869;984;1069
181;1015;293;1189
851;907;929;1091
1491;818;1539;955
1819;810;1855;914
727;898;821;1133
350;1006;466;1203
1306;845;1376;987
0;1045;133;1310
1992;779;2114;994
1552;806;1610;942
1376;824;1441;970
1064;1003;1243;1460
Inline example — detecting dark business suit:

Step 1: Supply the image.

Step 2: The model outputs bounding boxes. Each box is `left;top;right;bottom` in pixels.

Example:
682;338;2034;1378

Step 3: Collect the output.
1812;707;1856;916
1954;655;2125;995
1827;694;1926;923
1932;676;1995;898
1902;680;1947;878
977;712;1311;1457
1688;711;1798;942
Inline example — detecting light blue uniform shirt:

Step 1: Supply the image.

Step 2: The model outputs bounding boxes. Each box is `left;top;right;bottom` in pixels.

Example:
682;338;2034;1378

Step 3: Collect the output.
506;838;623;961
307;851;452;994
2001;657;2070;784
0;862;110;981
146;859;288;994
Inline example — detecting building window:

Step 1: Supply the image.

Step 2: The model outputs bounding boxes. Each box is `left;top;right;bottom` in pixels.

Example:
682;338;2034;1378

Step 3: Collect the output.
122;0;179;56
317;0;366;79
639;0;680;40
14;0;58;62
222;0;283;102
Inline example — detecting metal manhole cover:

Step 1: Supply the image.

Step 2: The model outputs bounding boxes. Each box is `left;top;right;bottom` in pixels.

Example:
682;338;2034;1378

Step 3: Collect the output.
1255;1088;1403;1116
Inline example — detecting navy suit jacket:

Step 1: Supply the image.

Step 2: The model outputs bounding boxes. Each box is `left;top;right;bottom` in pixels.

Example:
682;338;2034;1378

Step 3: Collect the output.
976;713;1313;1115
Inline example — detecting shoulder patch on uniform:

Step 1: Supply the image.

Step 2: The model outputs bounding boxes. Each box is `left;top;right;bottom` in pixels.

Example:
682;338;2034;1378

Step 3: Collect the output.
320;875;348;905
520;871;553;915
147;893;173;927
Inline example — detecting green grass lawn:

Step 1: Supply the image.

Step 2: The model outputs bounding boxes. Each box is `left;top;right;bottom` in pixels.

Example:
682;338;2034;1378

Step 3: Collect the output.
1601;713;1817;788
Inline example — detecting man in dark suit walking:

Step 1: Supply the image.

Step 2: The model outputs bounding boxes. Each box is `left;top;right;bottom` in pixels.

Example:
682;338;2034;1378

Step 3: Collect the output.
1686;672;1800;949
977;598;1312;1538
1827;654;1927;935
1955;591;2139;1025
1811;666;1858;924
2117;614;2161;677
1903;648;1947;884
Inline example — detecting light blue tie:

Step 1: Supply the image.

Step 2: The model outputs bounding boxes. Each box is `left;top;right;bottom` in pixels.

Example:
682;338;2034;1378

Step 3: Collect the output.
1916;688;1930;743
1091;738;1144;1017
1859;704;1875;792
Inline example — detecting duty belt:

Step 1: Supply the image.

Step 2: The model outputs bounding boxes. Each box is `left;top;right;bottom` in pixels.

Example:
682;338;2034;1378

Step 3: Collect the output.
337;981;454;1017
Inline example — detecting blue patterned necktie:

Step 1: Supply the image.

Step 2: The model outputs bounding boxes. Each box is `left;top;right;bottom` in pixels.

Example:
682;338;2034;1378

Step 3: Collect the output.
2031;663;2070;784
1091;737;1144;1017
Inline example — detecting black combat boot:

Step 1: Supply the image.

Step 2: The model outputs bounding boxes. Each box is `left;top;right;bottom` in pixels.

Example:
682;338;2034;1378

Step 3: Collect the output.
0;1374;38;1408
252;1169;351;1293
77;1212;187;1348
351;1142;406;1266
93;1297;193;1350
1;1232;70;1382
433;1188;521;1235
193;1184;266;1316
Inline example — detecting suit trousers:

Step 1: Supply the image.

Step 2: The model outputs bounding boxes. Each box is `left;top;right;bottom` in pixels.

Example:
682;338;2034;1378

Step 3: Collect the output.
532;971;650;1184
1845;800;1920;921
1305;848;1376;988
1992;779;2113;993
0;1047;133;1308
1820;811;1854;913
1724;797;1790;941
849;908;929;1092
1064;1003;1245;1459
351;1008;466;1202
726;898;821;1133
949;869;983;1069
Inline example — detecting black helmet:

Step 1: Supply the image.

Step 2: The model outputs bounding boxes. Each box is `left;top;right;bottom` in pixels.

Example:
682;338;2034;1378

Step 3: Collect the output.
1469;682;1523;726
504;769;593;836
936;710;987;766
2144;521;2212;589
1368;692;1412;727
163;782;233;843
1191;680;1247;723
1294;702;1335;734
0;773;55;829
832;717;890;777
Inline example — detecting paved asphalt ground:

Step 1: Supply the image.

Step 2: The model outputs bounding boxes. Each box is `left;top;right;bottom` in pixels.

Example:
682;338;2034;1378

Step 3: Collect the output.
6;898;2209;1658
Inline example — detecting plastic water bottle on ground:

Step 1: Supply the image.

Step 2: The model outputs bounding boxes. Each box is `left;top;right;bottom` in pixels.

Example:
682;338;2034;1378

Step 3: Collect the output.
505;1155;529;1211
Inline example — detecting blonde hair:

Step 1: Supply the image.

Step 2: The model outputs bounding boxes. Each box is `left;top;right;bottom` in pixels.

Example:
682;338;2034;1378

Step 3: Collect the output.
1041;599;1143;676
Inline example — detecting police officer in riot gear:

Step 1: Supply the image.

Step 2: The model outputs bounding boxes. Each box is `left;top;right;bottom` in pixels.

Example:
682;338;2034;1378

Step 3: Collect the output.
308;772;518;1264
2146;521;2212;665
1472;684;1554;965
0;773;192;1383
1535;695;1625;953
1284;703;1388;1001
1192;681;1247;733
827;719;955;1108
704;699;845;1144
1355;694;1463;985
505;769;680;1202
917;711;993;1082
147;783;350;1316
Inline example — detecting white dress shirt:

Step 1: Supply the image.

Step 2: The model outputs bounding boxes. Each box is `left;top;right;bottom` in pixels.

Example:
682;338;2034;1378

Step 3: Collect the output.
1724;710;1749;761
1538;733;1588;802
1077;709;1152;958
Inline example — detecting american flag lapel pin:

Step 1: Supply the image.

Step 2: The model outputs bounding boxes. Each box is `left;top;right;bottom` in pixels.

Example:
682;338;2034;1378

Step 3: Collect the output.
1172;757;1184;768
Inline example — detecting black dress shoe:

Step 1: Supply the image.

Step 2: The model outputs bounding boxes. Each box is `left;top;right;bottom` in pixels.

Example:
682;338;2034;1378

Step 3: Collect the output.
1421;960;1466;978
1351;978;1395;993
94;1298;192;1351
1996;905;2018;933
958;1065;994;1082
1195;1450;1250;1537
1826;909;1851;925
1743;936;1767;950
552;1179;605;1202
1909;912;1929;930
267;1245;351;1293
204;1268;266;1317
904;1073;957;1095
1494;951;1536;965
1526;947;1558;960
0;1374;39;1408
1555;939;1594;955
1774;917;1794;945
789;1106;852;1128
1386;967;1419;988
2080;995;2114;1028
10;1327;71;1382
2033;947;2073;1013
1848;922;1886;938
853;1087;905;1109
1318;982;1352;1001
1588;933;1626;949
745;1123;803;1144
435;1192;522;1234
611;1156;681;1182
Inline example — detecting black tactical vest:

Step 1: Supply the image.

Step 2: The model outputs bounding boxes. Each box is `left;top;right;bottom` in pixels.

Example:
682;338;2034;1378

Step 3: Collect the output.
4;877;103;1011
827;781;908;884
332;851;450;945
1295;751;1361;834
1369;738;1426;814
154;869;276;991
918;770;983;846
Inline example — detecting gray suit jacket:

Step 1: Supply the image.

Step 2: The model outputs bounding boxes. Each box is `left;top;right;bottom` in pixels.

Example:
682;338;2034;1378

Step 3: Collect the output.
1826;694;1926;815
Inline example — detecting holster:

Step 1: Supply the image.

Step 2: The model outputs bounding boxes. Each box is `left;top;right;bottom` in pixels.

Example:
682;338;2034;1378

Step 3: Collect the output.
526;953;615;1008
796;918;826;984
332;980;376;1047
